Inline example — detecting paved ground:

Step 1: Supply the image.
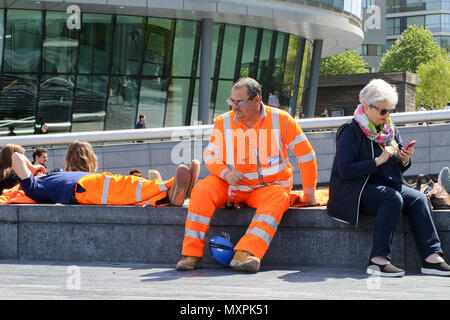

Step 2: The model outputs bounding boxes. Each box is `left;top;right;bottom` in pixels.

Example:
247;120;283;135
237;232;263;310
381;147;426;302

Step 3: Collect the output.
1;260;449;302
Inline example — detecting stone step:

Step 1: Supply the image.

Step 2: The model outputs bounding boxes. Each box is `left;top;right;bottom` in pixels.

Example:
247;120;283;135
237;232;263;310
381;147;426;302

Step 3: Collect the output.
0;204;449;271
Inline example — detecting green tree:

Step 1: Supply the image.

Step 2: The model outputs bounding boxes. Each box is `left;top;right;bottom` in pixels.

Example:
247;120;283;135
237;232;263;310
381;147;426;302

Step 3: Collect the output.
415;54;450;109
379;25;445;73
319;50;368;76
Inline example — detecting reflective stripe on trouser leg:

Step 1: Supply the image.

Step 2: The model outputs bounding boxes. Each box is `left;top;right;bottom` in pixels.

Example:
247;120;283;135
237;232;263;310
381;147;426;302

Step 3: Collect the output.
233;185;290;260
181;175;228;258
236;213;279;260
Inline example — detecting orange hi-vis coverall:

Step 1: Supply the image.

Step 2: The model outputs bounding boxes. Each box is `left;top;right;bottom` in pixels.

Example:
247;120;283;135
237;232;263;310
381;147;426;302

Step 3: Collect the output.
74;173;173;206
182;104;317;260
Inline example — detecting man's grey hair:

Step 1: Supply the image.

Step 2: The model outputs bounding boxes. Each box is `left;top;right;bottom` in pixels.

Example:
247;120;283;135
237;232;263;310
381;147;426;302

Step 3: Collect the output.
359;79;398;108
232;77;261;98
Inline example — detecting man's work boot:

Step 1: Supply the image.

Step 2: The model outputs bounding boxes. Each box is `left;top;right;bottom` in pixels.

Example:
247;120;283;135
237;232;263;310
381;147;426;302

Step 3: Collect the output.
229;250;260;273
175;256;202;271
167;165;191;206
186;159;200;198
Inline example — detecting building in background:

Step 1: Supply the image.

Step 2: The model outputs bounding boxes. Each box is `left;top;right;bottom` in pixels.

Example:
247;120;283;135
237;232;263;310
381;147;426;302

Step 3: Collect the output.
0;0;363;135
360;0;450;72
359;0;386;72
385;0;450;53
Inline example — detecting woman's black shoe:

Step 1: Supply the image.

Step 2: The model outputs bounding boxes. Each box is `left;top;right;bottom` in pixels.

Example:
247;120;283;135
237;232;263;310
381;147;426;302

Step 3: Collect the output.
367;260;405;277
421;261;450;276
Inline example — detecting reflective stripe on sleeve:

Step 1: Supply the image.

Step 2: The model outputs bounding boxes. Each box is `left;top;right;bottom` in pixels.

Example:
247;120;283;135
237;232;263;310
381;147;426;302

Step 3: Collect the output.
159;181;169;192
297;151;316;163
136;180;143;202
288;133;307;150
100;175;112;204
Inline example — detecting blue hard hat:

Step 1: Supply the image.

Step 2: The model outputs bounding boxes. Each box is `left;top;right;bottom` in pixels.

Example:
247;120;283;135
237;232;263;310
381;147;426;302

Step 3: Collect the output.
209;235;235;267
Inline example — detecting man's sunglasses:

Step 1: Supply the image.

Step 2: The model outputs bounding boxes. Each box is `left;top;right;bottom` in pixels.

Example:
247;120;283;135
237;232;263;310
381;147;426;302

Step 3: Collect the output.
369;104;396;116
227;96;255;107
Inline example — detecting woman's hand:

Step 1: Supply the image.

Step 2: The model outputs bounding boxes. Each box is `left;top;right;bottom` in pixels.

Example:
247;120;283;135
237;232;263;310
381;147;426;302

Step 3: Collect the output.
398;145;414;166
375;146;398;166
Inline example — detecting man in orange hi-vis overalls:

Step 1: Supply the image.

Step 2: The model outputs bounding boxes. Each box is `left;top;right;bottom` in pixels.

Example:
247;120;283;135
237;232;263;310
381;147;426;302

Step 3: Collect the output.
176;78;318;273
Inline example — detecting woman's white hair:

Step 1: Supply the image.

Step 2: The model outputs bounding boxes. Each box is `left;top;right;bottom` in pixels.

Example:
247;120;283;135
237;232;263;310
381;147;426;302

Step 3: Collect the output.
359;79;398;108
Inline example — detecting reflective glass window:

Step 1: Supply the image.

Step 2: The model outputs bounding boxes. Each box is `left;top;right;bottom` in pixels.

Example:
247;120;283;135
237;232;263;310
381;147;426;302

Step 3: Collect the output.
434;36;450;52
37;75;74;132
138;78;168;128
0;74;38;135
386;0;401;13
257;30;273;81
272;33;287;85
442;14;450;32
71;75;108;132
240;27;258;78
189;79;200;126
165;78;191;126
387;18;401;35
406;0;426;11
219;24;240;79
44;11;79;73
407;15;425;27
426;14;441;32
4;10;42;73
111;15;146;75
142;18;175;77
0;10;4;72
214;80;233;119
105;76;139;130
78;14;113;74
172;20;198;77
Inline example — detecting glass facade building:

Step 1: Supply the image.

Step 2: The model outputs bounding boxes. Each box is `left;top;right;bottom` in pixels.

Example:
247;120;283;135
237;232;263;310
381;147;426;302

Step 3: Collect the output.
0;9;314;135
0;1;363;135
385;0;450;53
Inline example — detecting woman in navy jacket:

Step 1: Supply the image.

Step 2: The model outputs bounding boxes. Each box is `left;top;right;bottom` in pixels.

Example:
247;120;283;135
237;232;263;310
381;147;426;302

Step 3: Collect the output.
327;79;449;277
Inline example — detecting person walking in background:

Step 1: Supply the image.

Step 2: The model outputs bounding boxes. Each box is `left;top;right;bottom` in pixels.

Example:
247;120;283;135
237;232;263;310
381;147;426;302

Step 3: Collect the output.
267;91;280;108
135;114;146;129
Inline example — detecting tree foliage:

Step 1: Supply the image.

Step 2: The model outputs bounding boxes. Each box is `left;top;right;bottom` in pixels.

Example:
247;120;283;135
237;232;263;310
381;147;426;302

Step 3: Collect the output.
415;54;450;109
319;50;368;76
379;25;445;73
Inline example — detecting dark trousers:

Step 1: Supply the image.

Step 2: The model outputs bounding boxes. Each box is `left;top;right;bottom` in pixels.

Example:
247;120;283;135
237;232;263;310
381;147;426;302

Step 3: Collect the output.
360;184;443;261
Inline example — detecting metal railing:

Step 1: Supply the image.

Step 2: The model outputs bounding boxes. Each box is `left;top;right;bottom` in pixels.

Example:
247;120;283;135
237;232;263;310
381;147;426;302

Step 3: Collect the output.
0;110;449;148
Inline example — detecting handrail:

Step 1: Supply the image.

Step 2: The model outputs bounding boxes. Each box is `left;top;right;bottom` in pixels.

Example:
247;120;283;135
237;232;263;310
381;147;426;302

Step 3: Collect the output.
0;110;449;147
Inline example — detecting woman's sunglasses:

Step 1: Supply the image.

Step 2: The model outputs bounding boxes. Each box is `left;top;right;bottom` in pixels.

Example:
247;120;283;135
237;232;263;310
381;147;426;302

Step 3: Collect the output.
369;104;396;116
